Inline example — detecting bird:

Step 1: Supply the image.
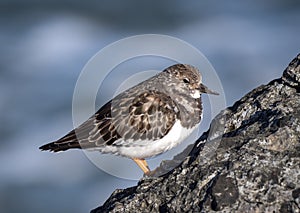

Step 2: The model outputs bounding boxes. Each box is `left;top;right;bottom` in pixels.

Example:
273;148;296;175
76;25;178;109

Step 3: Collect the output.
39;64;219;175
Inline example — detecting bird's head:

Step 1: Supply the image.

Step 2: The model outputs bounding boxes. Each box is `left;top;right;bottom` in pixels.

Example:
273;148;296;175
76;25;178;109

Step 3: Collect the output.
165;64;219;99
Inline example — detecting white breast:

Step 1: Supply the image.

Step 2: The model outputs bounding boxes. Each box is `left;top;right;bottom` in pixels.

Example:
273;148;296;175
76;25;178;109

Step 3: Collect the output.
96;120;199;159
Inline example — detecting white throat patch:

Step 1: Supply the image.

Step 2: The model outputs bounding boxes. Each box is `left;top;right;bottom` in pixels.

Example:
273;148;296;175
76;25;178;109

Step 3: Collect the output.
191;90;200;99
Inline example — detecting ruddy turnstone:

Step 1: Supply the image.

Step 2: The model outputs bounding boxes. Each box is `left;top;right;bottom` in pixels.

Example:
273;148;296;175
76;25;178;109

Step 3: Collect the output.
39;64;218;174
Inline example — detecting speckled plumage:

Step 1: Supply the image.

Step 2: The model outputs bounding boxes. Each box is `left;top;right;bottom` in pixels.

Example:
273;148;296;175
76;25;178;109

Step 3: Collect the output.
40;64;218;172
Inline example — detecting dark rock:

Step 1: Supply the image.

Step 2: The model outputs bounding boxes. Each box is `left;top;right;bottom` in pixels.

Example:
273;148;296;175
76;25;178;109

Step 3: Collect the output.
282;54;300;90
91;54;300;213
292;188;300;199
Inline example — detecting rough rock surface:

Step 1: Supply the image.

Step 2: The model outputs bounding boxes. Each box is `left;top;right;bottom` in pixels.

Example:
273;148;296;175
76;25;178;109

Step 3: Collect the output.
91;54;300;213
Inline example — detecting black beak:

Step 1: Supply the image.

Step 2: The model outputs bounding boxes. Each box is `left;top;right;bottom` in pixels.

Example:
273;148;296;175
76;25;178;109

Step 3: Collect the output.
199;83;219;95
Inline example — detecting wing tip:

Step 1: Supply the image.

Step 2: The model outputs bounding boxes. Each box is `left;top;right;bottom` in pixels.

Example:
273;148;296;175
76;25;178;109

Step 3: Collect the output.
39;142;61;152
39;139;82;152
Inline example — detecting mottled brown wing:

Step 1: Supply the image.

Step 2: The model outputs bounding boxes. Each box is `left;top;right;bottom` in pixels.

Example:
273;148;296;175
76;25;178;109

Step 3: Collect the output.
39;101;120;152
111;90;179;144
39;90;179;152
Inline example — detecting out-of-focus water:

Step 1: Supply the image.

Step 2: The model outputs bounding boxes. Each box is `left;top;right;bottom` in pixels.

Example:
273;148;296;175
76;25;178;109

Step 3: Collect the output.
1;1;300;212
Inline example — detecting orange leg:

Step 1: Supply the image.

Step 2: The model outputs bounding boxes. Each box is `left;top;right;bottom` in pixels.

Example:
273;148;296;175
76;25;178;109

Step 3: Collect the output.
132;158;150;174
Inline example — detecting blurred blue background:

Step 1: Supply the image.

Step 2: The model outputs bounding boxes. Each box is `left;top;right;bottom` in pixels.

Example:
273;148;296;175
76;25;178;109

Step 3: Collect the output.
1;0;300;212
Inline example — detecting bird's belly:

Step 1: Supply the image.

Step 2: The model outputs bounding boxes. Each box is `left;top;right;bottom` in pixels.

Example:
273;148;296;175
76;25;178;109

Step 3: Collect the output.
114;120;198;159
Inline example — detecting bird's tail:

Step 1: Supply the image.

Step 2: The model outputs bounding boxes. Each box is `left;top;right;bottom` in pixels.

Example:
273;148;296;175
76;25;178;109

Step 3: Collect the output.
39;140;81;152
39;130;81;152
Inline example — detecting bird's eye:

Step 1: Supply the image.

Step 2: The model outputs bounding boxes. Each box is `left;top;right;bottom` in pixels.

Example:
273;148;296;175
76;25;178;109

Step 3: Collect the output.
183;78;190;84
